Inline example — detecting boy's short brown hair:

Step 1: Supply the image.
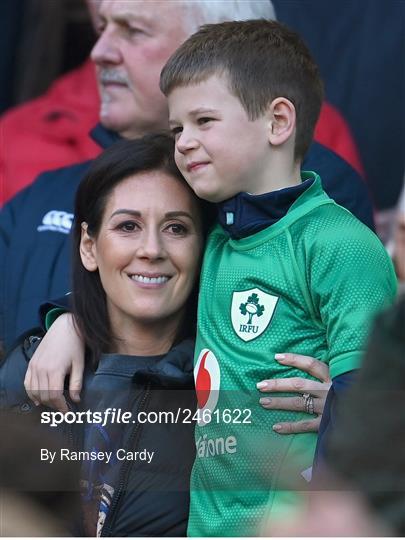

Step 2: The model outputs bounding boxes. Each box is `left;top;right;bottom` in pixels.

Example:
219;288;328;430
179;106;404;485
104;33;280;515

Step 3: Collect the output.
160;19;324;161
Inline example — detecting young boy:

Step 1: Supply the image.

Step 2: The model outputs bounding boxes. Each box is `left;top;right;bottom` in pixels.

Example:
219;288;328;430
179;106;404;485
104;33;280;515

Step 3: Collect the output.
159;20;397;535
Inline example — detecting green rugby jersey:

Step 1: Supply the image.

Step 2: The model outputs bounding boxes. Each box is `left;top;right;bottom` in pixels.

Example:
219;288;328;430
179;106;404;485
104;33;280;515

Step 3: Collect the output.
188;173;397;536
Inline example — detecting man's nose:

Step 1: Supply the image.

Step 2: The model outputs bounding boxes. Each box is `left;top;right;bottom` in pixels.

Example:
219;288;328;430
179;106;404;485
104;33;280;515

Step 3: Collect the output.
91;29;122;65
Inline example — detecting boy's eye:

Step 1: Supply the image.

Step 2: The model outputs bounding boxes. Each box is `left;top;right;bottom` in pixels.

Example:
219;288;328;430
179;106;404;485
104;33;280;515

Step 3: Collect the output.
170;126;183;138
197;117;213;125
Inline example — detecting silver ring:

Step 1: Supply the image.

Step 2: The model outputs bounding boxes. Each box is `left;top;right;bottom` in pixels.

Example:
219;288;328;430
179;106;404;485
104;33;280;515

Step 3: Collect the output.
302;393;314;415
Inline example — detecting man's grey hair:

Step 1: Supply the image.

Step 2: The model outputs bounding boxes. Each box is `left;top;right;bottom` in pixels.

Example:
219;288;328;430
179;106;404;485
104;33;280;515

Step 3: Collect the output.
180;1;276;35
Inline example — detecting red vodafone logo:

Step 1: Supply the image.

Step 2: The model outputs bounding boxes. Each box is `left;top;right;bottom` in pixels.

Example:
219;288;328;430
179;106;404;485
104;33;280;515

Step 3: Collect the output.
194;349;220;425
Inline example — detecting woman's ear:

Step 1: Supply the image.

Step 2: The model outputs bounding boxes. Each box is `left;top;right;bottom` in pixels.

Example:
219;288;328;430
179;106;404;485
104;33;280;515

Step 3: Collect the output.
267;97;296;146
80;222;98;272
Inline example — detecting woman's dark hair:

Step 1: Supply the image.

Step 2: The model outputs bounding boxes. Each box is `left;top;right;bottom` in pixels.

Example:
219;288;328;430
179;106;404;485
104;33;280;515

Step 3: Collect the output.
72;133;213;365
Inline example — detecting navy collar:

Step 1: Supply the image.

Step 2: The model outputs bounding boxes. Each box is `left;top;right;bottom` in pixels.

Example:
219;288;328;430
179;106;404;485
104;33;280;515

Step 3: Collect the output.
90;123;122;149
217;177;315;240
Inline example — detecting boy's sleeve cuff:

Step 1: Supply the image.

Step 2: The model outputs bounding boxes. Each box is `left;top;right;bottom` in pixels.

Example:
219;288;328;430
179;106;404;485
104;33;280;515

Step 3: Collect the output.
329;351;363;379
44;307;67;331
39;293;72;329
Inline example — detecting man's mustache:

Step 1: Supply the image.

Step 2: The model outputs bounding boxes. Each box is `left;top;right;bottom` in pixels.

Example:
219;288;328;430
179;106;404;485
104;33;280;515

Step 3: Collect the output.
98;69;130;86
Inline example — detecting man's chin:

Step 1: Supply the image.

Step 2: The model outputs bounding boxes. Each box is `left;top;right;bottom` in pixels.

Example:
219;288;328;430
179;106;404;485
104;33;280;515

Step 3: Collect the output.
99;107;167;140
99;112;133;139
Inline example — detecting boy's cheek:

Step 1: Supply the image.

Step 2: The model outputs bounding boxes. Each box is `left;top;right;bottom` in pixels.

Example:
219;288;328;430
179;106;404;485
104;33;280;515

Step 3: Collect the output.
174;153;187;175
182;173;195;190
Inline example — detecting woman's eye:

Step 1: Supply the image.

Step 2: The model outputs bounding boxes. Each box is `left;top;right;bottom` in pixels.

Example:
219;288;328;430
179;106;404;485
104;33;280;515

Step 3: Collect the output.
117;221;138;233
166;223;187;235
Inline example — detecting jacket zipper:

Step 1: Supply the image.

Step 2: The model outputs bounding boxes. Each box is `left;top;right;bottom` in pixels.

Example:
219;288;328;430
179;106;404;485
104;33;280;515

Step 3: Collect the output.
100;383;152;537
65;398;78;450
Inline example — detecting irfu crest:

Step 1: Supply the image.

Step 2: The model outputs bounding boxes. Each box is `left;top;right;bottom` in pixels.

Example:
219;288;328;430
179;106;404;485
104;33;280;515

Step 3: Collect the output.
231;288;278;342
239;293;265;325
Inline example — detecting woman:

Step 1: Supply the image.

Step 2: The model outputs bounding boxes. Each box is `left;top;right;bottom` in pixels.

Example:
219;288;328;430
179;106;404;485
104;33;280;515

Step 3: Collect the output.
1;133;211;536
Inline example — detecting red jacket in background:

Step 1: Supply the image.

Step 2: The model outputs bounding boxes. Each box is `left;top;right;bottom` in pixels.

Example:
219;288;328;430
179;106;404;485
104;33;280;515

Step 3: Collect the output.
0;59;100;205
315;101;364;178
0;58;364;206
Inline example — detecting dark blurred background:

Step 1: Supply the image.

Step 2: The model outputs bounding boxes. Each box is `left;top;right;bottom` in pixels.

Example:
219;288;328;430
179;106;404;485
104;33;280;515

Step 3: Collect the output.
273;0;405;221
0;0;96;112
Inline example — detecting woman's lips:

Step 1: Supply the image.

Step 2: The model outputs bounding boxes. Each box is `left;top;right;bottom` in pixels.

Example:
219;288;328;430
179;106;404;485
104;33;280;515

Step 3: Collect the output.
128;274;171;288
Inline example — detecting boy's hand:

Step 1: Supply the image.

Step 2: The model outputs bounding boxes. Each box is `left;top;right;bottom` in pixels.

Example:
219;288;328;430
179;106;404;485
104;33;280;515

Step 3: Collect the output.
24;313;85;412
256;353;331;434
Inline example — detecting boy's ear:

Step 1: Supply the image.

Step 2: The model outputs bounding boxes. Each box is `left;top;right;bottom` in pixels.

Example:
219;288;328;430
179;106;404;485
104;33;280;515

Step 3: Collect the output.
267;97;296;146
80;222;98;272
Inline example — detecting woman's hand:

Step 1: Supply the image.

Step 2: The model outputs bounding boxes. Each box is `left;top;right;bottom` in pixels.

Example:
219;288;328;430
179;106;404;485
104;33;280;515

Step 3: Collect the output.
24;313;85;412
257;353;331;434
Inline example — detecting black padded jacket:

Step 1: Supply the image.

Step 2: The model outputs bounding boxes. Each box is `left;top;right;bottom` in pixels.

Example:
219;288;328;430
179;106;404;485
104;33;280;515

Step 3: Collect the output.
0;333;197;537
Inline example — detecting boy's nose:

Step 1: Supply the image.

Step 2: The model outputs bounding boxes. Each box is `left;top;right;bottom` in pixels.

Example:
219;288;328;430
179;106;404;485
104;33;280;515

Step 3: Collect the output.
176;131;199;154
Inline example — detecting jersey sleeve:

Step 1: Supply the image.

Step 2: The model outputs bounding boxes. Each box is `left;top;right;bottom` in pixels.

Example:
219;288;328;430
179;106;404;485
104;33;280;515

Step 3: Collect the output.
307;214;397;379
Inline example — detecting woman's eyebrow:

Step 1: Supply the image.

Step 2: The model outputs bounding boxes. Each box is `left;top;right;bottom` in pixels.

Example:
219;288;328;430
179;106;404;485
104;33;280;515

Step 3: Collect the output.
110;209;141;218
109;210;194;220
165;211;194;220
